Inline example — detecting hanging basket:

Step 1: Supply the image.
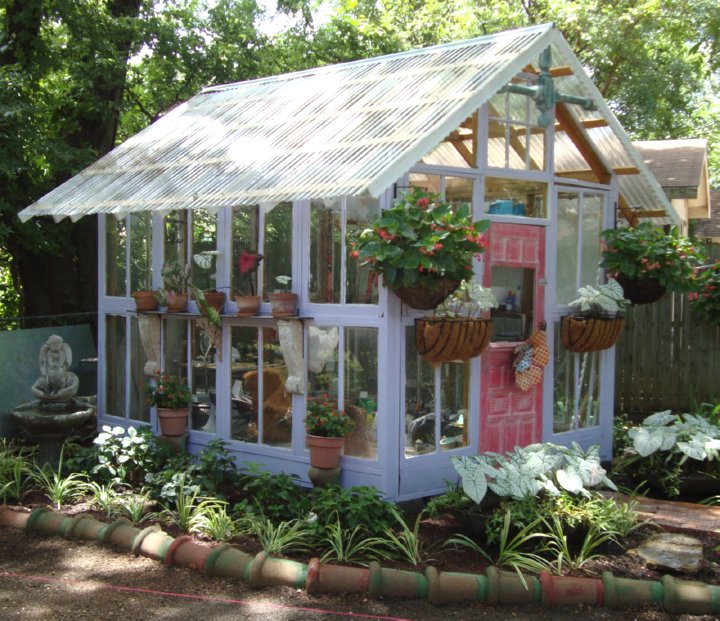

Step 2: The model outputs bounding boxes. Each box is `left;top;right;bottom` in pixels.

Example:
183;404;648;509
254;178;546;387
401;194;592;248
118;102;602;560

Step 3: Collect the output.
616;274;665;305
415;317;492;364
390;277;461;310
560;315;625;353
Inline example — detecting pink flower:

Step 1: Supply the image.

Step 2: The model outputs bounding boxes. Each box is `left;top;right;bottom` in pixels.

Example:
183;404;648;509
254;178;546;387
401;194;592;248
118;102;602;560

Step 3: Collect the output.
239;251;263;276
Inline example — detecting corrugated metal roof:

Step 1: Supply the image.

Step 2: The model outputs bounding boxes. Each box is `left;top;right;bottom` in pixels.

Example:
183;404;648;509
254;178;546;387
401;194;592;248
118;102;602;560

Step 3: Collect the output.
18;23;677;225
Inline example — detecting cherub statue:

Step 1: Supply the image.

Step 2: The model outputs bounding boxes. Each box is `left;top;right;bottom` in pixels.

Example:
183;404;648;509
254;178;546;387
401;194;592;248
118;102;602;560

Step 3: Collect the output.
31;335;79;403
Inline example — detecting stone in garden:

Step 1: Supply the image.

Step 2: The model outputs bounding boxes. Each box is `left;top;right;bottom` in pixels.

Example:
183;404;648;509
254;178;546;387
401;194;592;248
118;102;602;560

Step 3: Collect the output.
628;533;704;574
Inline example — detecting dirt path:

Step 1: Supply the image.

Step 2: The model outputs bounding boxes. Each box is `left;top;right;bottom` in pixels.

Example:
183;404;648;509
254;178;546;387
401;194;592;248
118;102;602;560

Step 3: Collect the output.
0;528;715;621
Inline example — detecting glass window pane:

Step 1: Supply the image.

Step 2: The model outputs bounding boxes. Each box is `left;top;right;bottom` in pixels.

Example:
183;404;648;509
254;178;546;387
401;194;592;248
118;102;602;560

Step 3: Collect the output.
484;177;547;219
405;325;436;457
309;198;341;304
408;172;440;195
230;326;259;442
581;194;604;287
553;328;575;433
162;316;188;379
190;319;217;431
263;203;293;300
262;326;292;447
105;315;126;418
445;177;473;204
130;213;152;293
164;211;188;266
308;325;339;400
106;216;126;297
129;317;150;422
344;327;378;459
346;195;380;304
556;191;580;304
231;206;260;295
439;361;470;451
577;351;600;428
191;210;218;292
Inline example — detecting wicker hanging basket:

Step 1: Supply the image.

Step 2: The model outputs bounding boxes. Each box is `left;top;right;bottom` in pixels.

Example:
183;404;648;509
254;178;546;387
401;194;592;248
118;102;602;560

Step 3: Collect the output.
415;317;492;364
560;315;625;353
616;274;665;305
390;277;461;310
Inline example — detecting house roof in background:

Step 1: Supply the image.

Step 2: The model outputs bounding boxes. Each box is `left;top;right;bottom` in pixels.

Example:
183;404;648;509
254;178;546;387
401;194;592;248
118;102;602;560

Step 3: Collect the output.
695;189;720;239
18;24;677;225
633;139;708;198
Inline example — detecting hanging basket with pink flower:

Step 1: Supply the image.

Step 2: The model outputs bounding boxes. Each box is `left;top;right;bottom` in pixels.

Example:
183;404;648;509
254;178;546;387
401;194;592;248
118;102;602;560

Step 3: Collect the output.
350;187;490;310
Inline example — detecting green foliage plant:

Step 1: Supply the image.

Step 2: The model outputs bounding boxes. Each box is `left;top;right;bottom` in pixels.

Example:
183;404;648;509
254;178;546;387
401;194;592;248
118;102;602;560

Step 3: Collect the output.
146;371;192;409
568;278;629;317
236;514;317;556
236;465;308;522
544;514;619;573
318;513;388;565
614;409;720;497
161;261;191;294
351;187;490;290
190;499;237;541
368;508;432;568
600;223;704;292
453;442;617;506
689;262;720;325
447;512;550;585
305;395;354;437
87;481;121;518
116;488;152;523
434;280;498;318
91;425;173;487
0;441;33;503
31;447;90;510
156;474;205;532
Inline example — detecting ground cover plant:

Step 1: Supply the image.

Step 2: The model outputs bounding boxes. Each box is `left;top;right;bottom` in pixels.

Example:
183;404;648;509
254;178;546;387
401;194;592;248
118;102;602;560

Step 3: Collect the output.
3;427;720;592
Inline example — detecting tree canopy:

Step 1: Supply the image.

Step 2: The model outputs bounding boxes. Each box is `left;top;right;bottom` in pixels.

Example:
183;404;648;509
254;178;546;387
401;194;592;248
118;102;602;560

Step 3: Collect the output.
1;0;718;321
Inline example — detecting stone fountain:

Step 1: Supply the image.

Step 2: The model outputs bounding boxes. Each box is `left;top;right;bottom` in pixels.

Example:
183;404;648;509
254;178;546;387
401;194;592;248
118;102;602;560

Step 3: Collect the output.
11;335;95;465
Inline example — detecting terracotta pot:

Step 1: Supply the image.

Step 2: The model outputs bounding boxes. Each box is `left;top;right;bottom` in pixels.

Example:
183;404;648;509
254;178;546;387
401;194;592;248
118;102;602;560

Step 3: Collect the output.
131;290;159;312
307;434;345;468
616;274;666;305
560;315;625;352
202;291;226;313
390;277;461;310
157;407;189;436
269;292;298;317
166;291;188;312
235;295;260;317
415;318;492;364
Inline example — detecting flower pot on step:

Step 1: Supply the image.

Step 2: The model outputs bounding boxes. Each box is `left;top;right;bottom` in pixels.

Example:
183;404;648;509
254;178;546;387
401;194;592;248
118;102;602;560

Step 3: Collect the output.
560;315;625;352
132;290;159;312
269;292;298;317
166;292;188;312
235;295;260;317
157;407;189;436
203;291;226;313
307;434;345;468
415;317;492;364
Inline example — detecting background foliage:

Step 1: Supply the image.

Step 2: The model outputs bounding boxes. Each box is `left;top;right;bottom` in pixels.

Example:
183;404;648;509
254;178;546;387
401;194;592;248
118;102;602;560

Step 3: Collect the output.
1;0;718;323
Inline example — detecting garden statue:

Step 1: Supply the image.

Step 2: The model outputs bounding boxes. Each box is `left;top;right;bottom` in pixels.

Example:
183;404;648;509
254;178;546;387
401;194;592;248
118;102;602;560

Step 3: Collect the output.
12;335;95;465
31;335;80;403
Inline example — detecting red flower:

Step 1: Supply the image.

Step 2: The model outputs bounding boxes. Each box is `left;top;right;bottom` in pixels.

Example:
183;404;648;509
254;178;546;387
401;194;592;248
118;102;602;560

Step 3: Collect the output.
239;250;263;276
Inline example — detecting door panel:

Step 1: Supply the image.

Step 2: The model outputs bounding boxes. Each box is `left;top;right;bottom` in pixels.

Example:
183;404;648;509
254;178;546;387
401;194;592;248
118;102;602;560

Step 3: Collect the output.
480;223;545;453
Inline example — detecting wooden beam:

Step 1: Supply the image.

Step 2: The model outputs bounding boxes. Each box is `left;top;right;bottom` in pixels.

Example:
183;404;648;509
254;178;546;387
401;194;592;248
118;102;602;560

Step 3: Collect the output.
555;102;611;184
443;131;474;167
522;65;574;77
635;210;668;219
613;166;640;176
554;118;609;131
618;195;639;226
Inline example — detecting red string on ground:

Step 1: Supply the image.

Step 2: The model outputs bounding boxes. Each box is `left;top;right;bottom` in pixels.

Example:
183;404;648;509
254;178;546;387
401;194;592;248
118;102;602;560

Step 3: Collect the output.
0;569;411;620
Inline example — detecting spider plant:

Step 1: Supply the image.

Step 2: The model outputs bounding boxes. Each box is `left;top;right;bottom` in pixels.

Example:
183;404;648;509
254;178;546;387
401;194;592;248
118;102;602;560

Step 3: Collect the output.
190;500;237;542
31;447;89;510
544;514;619;573
116;488;153;523
0;443;33;503
319;513;387;565
368;508;442;567
236;513;316;556
87;482;121;518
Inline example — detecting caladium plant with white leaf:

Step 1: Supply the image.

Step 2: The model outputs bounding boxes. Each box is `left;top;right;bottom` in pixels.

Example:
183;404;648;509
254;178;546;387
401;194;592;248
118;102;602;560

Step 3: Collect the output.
568;278;630;317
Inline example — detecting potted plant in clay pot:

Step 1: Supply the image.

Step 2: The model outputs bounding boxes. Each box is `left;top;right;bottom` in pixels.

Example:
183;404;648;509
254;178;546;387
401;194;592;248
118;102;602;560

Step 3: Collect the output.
415;280;498;365
350;187;490;310
235;250;263;316
269;275;297;317
560;278;630;353
600;223;704;304
146;370;192;437
305;395;355;469
160;262;191;312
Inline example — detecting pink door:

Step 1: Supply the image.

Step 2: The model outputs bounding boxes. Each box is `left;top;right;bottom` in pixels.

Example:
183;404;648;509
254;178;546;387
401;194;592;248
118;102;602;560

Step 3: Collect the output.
479;222;546;453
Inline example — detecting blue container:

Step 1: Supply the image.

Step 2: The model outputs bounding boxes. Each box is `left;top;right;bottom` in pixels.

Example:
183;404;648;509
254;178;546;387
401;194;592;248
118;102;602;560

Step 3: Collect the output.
489;200;526;216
